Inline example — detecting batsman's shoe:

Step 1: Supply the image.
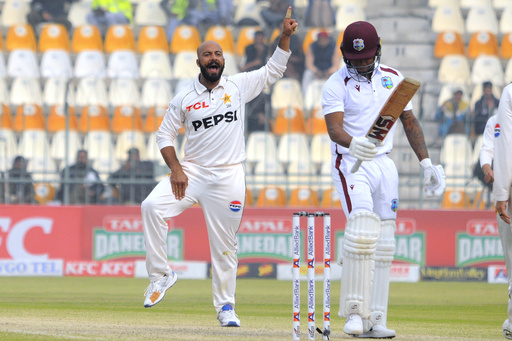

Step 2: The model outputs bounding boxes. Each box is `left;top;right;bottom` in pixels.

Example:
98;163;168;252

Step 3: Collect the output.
344;314;363;335
356;325;396;339
143;271;177;308
503;319;512;339
217;304;241;327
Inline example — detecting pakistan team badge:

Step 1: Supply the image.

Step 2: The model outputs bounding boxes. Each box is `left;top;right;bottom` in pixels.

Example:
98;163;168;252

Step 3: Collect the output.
382;76;393;89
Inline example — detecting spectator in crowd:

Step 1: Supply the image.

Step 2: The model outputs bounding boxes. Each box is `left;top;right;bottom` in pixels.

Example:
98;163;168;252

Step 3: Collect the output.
435;88;470;137
189;0;233;30
27;0;74;32
160;0;189;42
471;81;500;138
109;148;155;204
271;27;304;82
261;0;291;31
86;0;133;36
56;150;104;204
304;0;334;28
240;30;268;72
0;156;35;204
302;30;339;95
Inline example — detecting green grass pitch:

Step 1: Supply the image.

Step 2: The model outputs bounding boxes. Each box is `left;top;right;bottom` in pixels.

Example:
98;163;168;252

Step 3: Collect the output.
0;277;508;340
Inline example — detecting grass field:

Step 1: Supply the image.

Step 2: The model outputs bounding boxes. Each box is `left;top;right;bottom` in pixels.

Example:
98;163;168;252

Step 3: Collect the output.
0;277;509;340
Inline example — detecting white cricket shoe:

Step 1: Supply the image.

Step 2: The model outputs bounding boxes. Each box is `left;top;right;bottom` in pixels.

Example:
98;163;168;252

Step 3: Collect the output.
143;271;177;308
503;319;512;339
356;325;396;339
344;314;363;335
217;304;241;327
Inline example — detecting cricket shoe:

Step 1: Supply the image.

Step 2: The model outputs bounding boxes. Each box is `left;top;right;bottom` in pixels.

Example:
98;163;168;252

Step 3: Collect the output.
217;304;241;327
143;271;177;308
356;325;396;339
503;319;512;339
344;314;363;336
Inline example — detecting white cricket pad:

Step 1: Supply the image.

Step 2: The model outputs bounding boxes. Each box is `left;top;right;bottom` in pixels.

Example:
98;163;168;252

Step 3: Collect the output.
368;219;396;328
339;211;381;318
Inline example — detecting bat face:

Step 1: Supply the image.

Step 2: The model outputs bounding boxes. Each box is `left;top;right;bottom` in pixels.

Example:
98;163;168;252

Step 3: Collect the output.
367;115;398;144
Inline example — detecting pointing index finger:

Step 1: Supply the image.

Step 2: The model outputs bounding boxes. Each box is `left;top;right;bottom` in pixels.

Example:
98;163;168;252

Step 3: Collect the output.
285;6;292;19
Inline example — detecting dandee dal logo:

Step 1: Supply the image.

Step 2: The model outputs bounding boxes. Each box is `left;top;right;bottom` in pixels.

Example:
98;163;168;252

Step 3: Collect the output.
229;201;242;212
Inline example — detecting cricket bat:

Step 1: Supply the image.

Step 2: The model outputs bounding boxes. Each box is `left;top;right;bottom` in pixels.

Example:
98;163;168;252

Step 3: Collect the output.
351;77;421;173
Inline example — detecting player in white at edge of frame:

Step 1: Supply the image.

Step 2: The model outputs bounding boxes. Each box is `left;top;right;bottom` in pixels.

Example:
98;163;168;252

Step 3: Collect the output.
321;21;446;338
492;82;512;340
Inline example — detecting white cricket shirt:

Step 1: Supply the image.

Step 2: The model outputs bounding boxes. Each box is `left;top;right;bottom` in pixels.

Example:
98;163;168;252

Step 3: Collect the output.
494;83;512;201
156;47;291;167
321;63;413;156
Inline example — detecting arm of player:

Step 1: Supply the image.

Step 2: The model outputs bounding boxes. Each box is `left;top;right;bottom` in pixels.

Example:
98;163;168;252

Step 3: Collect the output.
400;110;446;198
160;146;188;201
325;111;377;162
480;117;495;184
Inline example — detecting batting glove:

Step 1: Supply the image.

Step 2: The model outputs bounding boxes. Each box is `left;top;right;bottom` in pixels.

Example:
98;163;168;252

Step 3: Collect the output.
349;137;377;162
420;158;446;198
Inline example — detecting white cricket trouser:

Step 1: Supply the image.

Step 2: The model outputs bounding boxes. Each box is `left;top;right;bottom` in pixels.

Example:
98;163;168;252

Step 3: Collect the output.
141;161;246;312
331;153;399;220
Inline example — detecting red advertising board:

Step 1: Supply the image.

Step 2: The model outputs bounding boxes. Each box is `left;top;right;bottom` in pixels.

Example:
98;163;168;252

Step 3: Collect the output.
0;205;83;260
0;205;502;267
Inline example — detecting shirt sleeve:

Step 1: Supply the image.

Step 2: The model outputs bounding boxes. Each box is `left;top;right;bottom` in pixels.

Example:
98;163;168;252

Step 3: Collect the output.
231;46;291;103
493;84;512;201
321;75;345;116
479;116;494;167
156;97;183;150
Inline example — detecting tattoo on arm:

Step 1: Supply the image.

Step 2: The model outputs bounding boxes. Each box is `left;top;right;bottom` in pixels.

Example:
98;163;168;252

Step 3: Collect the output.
400;111;429;161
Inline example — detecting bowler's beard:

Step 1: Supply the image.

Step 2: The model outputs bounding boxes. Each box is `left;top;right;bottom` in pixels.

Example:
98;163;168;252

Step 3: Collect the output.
199;60;225;83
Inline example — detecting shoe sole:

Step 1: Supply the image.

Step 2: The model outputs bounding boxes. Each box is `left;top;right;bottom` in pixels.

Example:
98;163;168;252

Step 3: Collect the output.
221;321;240;327
144;272;178;308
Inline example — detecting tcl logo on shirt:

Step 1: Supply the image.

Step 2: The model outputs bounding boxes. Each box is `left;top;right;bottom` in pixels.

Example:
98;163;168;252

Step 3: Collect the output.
186;101;209;112
192;111;238;131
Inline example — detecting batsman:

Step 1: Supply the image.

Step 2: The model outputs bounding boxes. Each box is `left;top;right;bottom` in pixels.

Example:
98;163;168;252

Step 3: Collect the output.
321;21;446;338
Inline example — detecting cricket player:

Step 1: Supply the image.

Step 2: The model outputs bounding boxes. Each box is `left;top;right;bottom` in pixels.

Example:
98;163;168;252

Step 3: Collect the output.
140;8;298;327
321;21;446;338
493;82;512;340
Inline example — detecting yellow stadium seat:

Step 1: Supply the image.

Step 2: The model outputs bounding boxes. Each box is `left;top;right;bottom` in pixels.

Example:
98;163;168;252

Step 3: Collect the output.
47;105;78;133
441;188;471;209
271;78;304;115
310;133;332;166
143;106;166;133
50;130;82;163
255;186;287;207
71;24;103;53
235;26;262;57
0;28;4;50
78;105;110;133
170;25;202;53
273;107;306;135
306;108;328;135
434;31;465;58
34;183;56;205
6;24;36;51
38;24;70;52
0;128;18;171
13;104;45;132
104;25;136;53
288;187;320;207
465;5;498;35
0;104;13;129
111;105;143;134
335;4;366;31
438;54;471;85
115;130;147;160
138;25;169;53
205;26;235;53
245;188;254;207
320;188;341;208
501;33;512;59
467;31;499;58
